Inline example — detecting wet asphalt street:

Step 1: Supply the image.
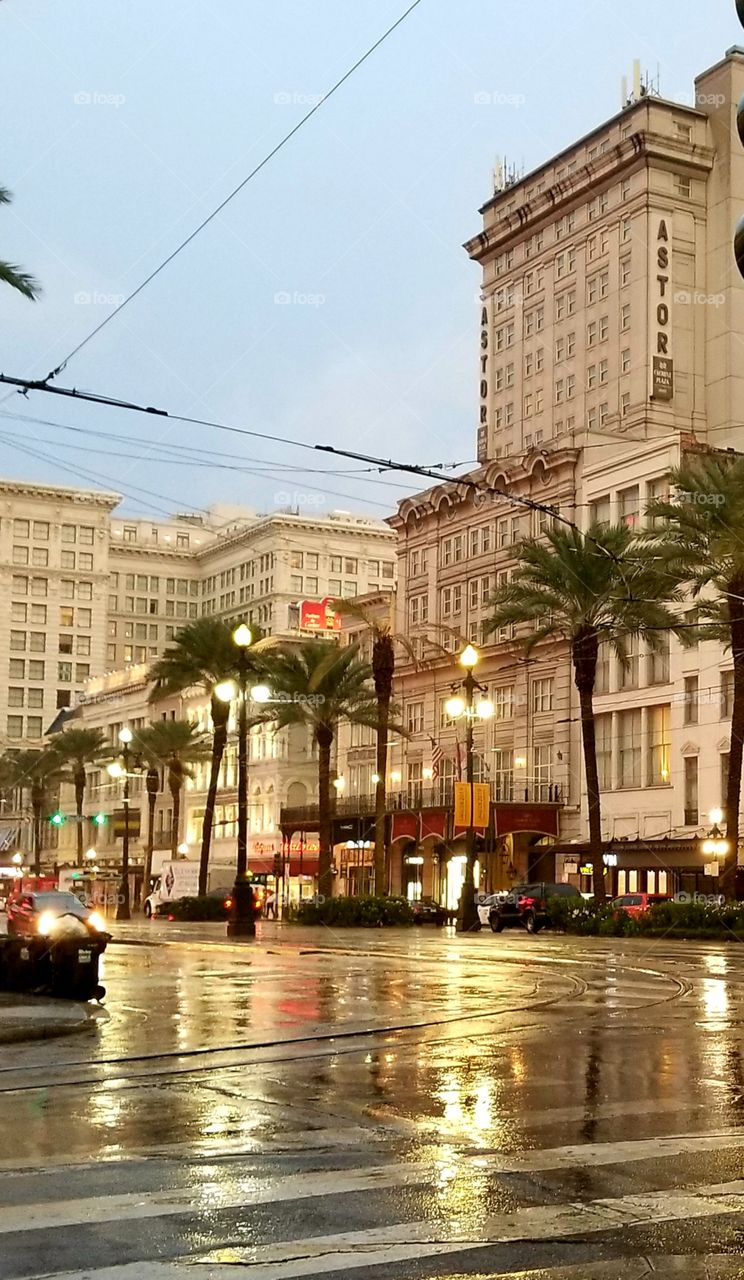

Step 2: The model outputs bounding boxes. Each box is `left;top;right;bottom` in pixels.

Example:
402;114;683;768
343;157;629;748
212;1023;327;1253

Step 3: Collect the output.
2;921;744;1279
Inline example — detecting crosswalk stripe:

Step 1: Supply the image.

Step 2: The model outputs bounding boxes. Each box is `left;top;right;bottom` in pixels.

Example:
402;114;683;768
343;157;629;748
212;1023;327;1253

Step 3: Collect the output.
38;1179;744;1280
3;1131;744;1235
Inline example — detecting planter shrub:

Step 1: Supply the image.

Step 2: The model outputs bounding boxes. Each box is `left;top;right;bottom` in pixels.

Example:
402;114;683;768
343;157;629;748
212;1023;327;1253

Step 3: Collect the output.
294;895;414;927
156;894;230;921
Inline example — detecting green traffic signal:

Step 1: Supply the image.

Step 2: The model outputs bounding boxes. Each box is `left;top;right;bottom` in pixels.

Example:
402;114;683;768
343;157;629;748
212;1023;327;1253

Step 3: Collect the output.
93;813;107;826
49;812;65;826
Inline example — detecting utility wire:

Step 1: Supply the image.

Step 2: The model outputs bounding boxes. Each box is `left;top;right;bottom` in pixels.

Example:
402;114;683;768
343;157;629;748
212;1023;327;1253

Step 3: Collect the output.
40;0;425;384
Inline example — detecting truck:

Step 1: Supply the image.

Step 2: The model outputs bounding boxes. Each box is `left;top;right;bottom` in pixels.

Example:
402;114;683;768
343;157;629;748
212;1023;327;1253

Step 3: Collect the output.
143;861;235;917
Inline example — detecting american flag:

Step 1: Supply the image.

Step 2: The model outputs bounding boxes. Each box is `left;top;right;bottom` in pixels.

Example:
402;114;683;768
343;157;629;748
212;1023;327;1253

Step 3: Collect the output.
430;740;443;782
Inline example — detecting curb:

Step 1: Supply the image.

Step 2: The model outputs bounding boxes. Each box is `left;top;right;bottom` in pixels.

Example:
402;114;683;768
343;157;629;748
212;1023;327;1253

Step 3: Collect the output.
0;1000;100;1045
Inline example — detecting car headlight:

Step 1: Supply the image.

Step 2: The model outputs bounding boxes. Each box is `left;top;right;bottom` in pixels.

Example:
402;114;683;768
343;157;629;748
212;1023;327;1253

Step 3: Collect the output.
87;911;106;933
37;910;57;936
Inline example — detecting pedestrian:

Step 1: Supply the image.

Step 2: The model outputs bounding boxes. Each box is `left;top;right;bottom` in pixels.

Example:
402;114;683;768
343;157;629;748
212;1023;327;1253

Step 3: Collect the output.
265;888;277;919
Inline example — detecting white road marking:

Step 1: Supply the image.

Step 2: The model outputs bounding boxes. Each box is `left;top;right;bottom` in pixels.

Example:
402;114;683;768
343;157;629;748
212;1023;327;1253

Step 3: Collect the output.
39;1181;744;1279
3;1132;744;1235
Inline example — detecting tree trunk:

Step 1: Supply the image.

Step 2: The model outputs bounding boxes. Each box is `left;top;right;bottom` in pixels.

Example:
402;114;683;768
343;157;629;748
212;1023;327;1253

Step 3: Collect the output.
723;584;744;898
200;695;229;896
143;768;159;904
316;725;334;898
169;763;181;859
372;634;395;897
573;630;606;903
74;765;85;867
374;692;390;895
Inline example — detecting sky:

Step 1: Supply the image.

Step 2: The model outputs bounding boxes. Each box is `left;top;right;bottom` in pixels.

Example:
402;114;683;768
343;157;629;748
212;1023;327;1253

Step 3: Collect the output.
0;0;738;525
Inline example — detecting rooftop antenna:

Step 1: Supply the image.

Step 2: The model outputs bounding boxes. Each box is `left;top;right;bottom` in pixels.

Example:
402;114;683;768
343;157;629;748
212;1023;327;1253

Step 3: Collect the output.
633;58;642;101
493;156;505;193
621;73;629;108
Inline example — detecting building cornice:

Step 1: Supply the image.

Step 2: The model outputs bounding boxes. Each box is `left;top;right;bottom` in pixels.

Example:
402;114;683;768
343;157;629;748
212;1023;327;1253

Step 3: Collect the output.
0;478;120;508
196;512;395;561
389;448;580;527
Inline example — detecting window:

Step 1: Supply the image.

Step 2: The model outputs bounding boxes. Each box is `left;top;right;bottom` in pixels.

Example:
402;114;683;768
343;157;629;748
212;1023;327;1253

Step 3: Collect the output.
620;257;631;288
33;522;49;540
61;524;76;543
682;672;699;727
587;363;597;390
12;546;29;566
619;485;640;528
329;578;341;595
621;347;631;374
8;688;24;707
618;709;642;788
409;594;428;625
684;756;698;826
76;635;91;656
621;303;631;331
596;714;612;790
721;670;734;719
26;716;42;739
290;575;303;593
59;606;74;628
78;553;93;571
674;174;691;198
382;562;395;580
532;677;553;713
7;716;23;740
58;661;73;682
79;525;94;545
29;661;44;680
27;689;43;709
123;526;137;543
587;322;598;349
9;631;25;651
8;659;24;679
493;685;514;719
31;547;48;567
55;691;71;710
306;577;319;595
620;633;638;690
524;393;533;418
648;634;670;685
481;526;492;553
61;551;75;569
59;635;73;655
107;643;117;664
406;701;424;735
621;217;632;242
75;664;90;681
11;602;27;623
492;749;513;801
647;705;671;785
77;609;92;628
595;640;610;694
176;532;189;549
505;362;515;387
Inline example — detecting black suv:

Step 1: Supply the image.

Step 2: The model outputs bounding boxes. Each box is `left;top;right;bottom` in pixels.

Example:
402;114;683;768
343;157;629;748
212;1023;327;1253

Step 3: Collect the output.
488;881;581;934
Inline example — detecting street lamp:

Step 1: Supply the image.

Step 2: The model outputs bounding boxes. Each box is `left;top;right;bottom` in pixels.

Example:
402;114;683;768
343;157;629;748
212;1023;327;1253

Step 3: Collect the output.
702;808;730;860
214;623;265;937
107;726;134;921
85;847;97;862
445;644;493;934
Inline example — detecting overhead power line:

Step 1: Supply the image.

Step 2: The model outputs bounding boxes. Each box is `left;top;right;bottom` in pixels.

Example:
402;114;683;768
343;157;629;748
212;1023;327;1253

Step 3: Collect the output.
39;0;425;385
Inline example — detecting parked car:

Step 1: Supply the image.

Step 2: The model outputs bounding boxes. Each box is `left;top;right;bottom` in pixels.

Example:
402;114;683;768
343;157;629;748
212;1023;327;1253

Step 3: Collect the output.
488;882;582;934
611;892;671;918
477;892;507;926
6;889;109;940
411;896;456;926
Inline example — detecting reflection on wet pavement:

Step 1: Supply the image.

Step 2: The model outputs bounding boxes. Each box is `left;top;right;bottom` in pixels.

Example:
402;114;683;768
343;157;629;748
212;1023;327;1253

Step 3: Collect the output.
2;924;744;1279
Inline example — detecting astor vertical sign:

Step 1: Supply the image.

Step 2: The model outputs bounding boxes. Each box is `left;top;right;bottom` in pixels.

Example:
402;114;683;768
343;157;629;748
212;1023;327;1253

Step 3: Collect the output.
477;297;490;462
650;215;674;400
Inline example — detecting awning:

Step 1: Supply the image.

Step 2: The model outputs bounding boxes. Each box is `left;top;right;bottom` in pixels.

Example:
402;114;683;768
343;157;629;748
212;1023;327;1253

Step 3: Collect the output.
494;804;560;838
420;811;447;840
391;813;418;843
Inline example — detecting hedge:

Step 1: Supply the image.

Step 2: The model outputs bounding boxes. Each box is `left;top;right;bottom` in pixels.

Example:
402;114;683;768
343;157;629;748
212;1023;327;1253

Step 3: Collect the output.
156;894;230;921
548;895;744;940
291;895;414;927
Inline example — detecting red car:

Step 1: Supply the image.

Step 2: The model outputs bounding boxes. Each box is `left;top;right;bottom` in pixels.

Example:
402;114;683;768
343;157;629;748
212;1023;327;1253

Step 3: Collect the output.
611;892;671;918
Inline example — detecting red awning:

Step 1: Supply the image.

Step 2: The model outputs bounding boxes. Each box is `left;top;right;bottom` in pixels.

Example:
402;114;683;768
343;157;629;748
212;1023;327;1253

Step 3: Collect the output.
420;811;447;840
493;805;560;837
391;813;419;842
249;857;319;876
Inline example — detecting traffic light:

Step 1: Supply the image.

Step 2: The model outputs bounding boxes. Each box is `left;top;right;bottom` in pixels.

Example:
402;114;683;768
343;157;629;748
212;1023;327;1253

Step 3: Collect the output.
93;813;107;827
49;811;65;826
736;3;744;279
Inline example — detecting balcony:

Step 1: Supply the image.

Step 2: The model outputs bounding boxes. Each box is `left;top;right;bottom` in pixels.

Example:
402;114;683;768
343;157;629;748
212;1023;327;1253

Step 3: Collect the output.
281;778;563;829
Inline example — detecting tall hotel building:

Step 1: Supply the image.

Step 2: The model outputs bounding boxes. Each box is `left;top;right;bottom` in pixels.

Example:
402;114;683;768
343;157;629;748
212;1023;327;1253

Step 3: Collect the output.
383;46;744;904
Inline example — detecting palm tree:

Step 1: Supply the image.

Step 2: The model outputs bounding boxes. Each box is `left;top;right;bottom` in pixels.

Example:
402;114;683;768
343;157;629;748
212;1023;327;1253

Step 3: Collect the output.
149;619;274;896
1;187;39;299
267;639;378;896
48;728;108;866
336;601;418;895
646;454;744;897
488;522;681;901
2;748;62;875
134;720;210;861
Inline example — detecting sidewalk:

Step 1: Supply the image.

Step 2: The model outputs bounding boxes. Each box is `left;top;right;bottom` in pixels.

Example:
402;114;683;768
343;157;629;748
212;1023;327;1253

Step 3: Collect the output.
0;993;99;1044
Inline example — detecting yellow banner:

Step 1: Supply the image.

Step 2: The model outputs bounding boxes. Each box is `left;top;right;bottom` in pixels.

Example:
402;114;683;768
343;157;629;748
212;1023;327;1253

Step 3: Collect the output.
454;782;490;828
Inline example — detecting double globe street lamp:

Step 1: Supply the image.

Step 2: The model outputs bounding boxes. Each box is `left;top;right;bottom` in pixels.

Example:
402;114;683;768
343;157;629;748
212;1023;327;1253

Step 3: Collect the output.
214;624;272;936
106;726;137;921
445;645;493;933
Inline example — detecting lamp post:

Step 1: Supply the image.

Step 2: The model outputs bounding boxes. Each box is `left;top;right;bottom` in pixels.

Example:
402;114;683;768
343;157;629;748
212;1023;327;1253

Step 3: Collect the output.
702;807;730;872
215;624;270;937
445;645;493;933
107;726;133;921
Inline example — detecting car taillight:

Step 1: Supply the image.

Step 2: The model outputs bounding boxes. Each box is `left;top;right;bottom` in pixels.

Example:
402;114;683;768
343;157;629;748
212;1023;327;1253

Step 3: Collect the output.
520;897;536;907
224;897;233;909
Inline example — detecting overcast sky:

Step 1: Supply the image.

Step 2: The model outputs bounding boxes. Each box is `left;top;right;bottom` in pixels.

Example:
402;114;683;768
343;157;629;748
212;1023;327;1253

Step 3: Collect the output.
0;0;736;524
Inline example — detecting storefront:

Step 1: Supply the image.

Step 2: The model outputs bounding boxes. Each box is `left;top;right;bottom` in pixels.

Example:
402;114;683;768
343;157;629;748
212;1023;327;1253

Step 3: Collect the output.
556;837;725;898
